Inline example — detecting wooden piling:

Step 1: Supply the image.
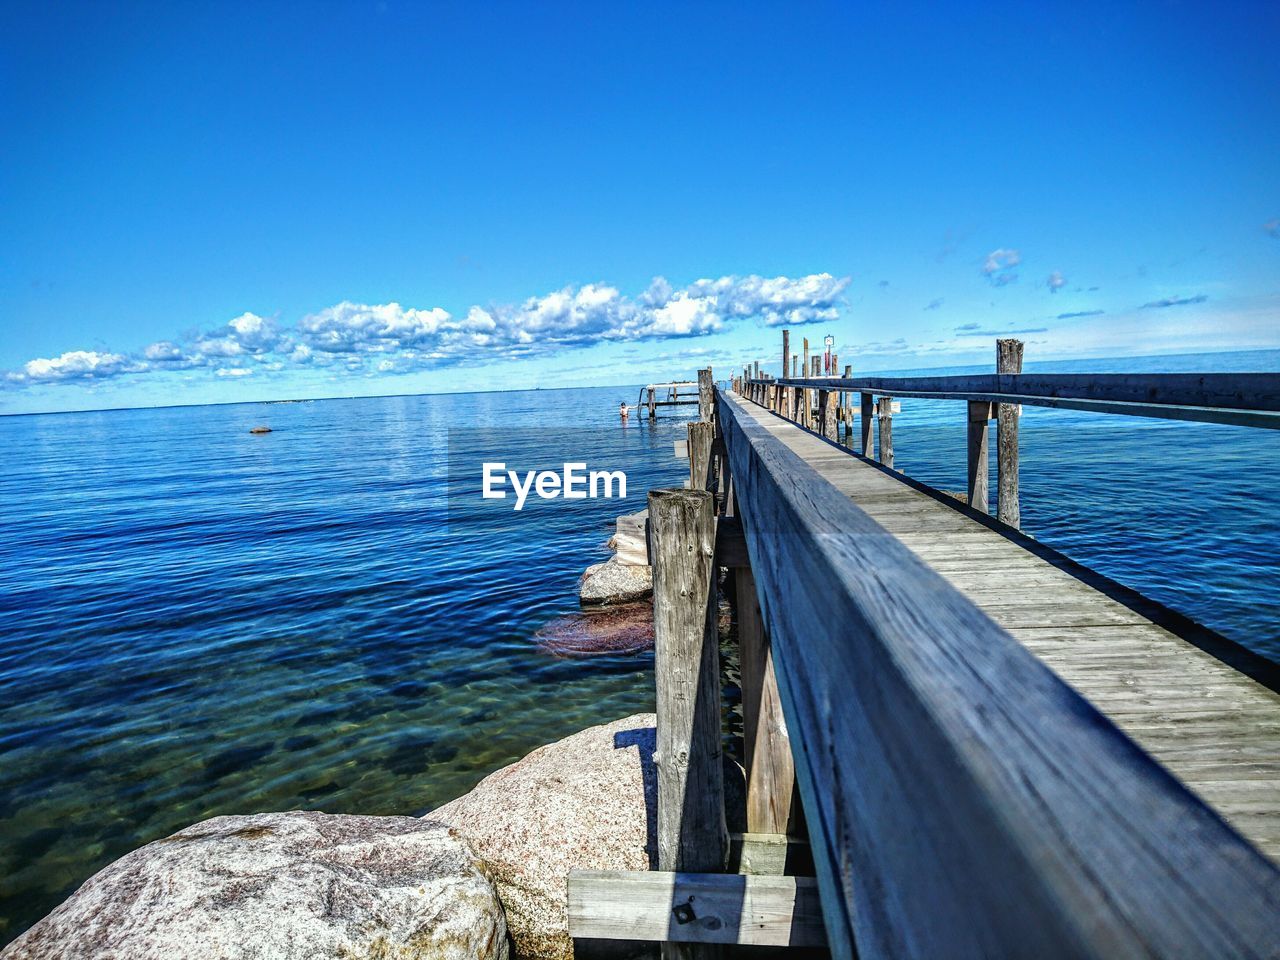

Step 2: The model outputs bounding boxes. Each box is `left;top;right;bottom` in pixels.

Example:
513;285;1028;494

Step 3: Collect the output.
996;338;1023;528
877;396;894;468
697;368;714;423
648;387;657;420
967;401;992;513
781;330;789;387
688;421;713;491
648;488;727;884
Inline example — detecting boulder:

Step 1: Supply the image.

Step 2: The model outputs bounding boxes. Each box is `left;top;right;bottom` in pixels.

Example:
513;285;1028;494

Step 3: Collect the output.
579;557;652;606
428;715;657;960
428;714;745;960
2;811;508;960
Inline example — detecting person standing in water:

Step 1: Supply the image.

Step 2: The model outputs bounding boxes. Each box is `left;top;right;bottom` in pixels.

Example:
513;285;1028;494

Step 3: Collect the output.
619;401;630;419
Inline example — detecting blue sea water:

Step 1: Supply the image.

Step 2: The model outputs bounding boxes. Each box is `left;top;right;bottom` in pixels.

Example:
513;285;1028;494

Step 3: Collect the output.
0;350;1277;943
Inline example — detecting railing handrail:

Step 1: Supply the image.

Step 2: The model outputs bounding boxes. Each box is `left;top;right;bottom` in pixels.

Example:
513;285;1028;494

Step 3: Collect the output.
740;372;1280;429
716;385;1280;959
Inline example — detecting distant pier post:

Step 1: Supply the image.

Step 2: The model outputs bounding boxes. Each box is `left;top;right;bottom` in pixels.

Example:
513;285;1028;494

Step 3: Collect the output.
877;396;894;468
649;489;728;909
996;338;1024;528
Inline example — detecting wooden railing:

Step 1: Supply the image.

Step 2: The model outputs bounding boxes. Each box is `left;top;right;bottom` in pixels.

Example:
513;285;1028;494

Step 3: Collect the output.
735;340;1280;528
715;385;1280;959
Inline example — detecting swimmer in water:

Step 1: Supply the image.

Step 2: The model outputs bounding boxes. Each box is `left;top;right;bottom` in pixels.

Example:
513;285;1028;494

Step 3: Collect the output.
619;401;630;419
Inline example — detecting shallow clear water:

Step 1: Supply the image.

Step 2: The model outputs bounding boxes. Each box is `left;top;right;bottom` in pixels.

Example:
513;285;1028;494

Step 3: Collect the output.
1;354;1278;943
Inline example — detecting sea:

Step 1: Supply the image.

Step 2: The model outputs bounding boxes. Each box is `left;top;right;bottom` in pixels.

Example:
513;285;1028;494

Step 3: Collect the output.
0;348;1277;944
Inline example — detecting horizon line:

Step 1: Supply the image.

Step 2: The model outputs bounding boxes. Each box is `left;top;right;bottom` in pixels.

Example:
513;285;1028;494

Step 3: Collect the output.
2;345;1277;420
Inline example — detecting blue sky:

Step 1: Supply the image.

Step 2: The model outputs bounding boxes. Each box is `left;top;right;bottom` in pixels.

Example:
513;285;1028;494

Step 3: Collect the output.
2;0;1277;414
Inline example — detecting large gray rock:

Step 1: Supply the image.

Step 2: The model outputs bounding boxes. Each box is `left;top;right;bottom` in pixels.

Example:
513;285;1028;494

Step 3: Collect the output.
429;714;745;960
428;715;658;960
3;811;508;960
579;557;652;605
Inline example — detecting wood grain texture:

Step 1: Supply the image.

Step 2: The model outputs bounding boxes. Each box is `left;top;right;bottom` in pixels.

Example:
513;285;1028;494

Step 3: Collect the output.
966;400;991;513
567;870;826;947
649;488;727;880
716;389;1280;960
687;421;713;492
735;566;796;836
996;338;1024;529
698;368;714;423
876;396;894;469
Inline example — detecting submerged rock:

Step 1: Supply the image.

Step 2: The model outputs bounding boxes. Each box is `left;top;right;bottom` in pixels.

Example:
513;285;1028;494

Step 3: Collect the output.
2;811;508;960
248;426;272;434
579;557;652;605
534;602;654;657
429;714;744;960
428;714;659;960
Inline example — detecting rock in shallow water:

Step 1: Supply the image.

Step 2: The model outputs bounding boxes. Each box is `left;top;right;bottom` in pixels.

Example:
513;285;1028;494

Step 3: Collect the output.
534;602;654;657
578;557;652;605
2;810;508;960
428;714;658;960
428;714;745;960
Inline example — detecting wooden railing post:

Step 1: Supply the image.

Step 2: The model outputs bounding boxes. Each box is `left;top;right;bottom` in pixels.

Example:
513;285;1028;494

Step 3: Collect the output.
781;329;789;390
877;397;894;468
997;338;1024;528
698;368;713;423
822;390;836;439
967;401;992;513
688;421;713;491
649;487;727;883
648;387;657;420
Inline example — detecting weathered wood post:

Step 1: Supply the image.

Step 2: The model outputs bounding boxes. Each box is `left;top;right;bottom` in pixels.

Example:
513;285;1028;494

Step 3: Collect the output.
860;392;874;456
698;368;713;423
801;339;810;428
967;401;992;513
877;396;894;468
688;421;713;491
648;488;728;891
781;329;789;387
822;390;837;439
791;354;798;378
648;387;657;420
734;565;796;836
997;338;1023;528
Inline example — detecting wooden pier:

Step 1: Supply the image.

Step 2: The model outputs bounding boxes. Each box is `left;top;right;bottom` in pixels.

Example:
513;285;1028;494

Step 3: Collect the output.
570;352;1280;958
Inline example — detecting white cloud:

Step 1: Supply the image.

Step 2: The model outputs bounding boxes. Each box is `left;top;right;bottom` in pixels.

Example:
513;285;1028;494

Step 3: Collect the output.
982;248;1020;286
3;273;851;388
1047;271;1066;292
7;350;145;384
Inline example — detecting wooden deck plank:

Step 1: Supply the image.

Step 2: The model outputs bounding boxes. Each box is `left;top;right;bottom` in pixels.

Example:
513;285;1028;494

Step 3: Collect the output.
729;393;1280;866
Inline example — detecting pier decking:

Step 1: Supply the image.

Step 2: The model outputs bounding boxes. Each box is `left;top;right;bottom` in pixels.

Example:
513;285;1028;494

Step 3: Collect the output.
571;356;1280;959
726;389;1280;861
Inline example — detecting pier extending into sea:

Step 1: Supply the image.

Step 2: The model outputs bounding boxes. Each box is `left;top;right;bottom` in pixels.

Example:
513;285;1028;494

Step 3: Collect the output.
569;343;1280;958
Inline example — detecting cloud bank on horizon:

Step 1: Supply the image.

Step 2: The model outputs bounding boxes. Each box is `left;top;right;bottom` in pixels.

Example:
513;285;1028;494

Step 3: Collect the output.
5;273;849;388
